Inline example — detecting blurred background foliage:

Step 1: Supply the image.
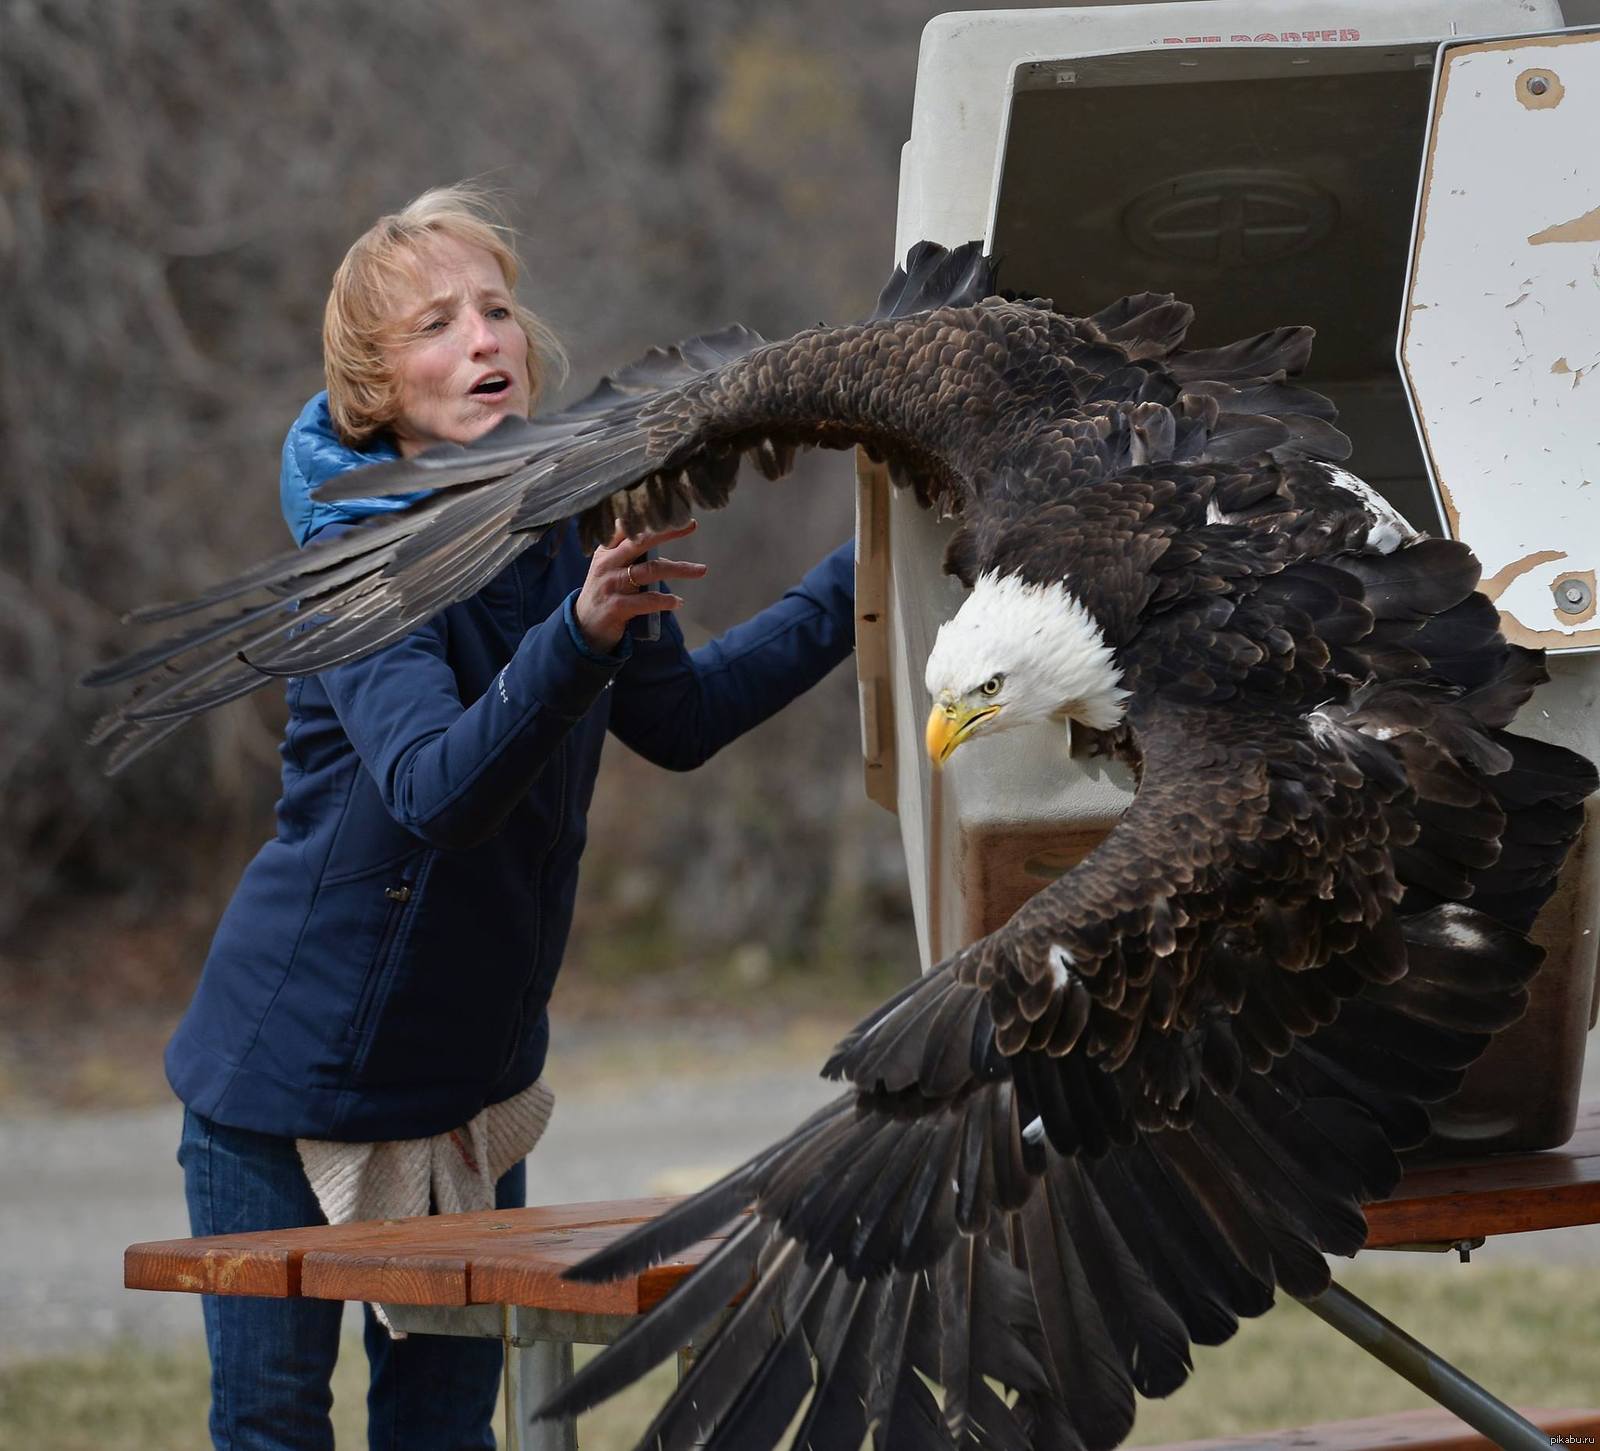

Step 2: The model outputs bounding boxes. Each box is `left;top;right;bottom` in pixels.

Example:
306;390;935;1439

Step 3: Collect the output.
2;0;1079;1055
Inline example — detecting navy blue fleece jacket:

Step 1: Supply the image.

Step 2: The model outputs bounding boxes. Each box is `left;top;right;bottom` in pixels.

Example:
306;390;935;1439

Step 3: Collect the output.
165;394;856;1139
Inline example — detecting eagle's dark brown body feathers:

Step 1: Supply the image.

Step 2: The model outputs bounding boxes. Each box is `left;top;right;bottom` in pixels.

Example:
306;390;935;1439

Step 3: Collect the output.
87;242;1596;1450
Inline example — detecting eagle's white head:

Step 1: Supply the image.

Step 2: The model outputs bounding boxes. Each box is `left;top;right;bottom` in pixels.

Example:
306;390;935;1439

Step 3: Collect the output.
923;571;1127;766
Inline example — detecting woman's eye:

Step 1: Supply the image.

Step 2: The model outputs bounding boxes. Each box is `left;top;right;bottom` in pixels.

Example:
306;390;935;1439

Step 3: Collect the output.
486;306;511;320
980;675;1002;697
420;317;447;333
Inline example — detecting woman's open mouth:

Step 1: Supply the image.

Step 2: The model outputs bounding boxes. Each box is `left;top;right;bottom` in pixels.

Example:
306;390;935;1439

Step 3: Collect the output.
470;374;512;398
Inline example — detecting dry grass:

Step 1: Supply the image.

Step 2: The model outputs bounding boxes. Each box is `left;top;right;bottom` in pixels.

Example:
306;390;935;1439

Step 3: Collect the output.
2;1262;1594;1450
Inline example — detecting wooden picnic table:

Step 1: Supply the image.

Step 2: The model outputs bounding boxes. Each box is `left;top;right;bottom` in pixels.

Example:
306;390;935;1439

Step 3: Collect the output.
127;1103;1600;1450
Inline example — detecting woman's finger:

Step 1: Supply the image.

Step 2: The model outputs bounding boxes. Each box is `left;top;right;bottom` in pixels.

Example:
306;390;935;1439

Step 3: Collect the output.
626;556;707;588
619;591;683;617
618;519;698;558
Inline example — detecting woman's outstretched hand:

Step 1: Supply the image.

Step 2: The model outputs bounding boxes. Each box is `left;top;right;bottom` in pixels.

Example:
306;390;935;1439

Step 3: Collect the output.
574;520;707;655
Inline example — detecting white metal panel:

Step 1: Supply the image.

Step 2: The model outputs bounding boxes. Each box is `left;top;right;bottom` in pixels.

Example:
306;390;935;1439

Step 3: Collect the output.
1402;29;1600;652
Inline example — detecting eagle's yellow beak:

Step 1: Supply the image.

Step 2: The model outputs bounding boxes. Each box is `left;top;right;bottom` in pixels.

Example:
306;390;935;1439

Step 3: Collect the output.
926;698;1000;767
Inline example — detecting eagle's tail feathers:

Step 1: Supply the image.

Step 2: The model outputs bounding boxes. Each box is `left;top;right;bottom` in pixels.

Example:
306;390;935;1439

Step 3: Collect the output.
1346;642;1585;940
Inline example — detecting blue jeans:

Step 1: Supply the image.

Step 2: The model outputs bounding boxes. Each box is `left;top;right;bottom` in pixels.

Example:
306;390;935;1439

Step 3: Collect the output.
178;1107;527;1451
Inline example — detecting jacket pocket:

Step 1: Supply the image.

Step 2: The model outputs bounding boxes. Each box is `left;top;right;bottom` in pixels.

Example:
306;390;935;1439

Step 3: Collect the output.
347;871;420;1044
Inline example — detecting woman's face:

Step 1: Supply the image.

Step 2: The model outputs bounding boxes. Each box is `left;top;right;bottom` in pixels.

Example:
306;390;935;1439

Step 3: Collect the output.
386;235;532;457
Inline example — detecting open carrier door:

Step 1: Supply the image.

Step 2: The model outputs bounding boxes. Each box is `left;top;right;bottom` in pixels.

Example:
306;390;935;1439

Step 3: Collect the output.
856;0;1599;1152
1399;23;1600;1147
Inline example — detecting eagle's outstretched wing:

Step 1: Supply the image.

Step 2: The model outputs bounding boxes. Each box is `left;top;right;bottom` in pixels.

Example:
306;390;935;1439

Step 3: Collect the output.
534;505;1594;1450
85;241;1344;771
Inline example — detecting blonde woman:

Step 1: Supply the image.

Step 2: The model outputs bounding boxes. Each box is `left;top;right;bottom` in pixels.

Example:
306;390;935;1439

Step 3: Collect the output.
170;186;855;1450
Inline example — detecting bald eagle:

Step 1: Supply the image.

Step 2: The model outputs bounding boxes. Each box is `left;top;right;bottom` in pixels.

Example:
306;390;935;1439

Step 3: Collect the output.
89;244;1595;1449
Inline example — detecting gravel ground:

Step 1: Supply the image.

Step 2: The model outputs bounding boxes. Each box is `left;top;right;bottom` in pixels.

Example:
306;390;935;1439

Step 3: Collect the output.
2;1024;1596;1367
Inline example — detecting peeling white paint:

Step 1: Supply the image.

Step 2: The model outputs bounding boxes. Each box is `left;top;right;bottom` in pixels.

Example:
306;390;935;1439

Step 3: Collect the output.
1402;32;1600;651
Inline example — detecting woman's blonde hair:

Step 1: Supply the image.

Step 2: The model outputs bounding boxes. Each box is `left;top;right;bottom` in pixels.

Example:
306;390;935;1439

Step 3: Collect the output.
323;183;567;447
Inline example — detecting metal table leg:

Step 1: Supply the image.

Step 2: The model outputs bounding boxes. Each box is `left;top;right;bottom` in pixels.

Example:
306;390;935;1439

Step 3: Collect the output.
501;1307;642;1451
1305;1281;1552;1451
382;1301;719;1451
505;1335;578;1451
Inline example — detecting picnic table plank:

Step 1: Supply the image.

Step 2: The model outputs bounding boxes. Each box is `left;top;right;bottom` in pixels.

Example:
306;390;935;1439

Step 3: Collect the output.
1140;1405;1600;1449
127;1110;1600;1308
1365;1103;1600;1248
124;1233;304;1298
466;1226;730;1313
126;1195;695;1305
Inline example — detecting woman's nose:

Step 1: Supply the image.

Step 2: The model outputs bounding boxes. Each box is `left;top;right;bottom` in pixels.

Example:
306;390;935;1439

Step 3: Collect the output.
467;313;499;355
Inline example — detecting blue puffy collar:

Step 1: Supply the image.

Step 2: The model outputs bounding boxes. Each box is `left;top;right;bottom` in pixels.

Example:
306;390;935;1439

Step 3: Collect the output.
279;393;430;546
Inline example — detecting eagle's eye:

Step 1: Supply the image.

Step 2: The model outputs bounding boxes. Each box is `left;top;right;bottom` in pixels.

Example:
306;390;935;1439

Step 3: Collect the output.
979;674;1004;698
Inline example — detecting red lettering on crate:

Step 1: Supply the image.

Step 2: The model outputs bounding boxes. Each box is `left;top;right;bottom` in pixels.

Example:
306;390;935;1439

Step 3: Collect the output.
1161;29;1360;45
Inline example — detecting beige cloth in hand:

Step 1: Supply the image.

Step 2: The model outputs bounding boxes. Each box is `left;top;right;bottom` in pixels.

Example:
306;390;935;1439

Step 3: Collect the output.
296;1078;555;1334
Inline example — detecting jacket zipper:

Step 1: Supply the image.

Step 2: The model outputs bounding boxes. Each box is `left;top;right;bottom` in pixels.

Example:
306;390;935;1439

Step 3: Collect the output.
495;743;565;1080
349;879;414;1041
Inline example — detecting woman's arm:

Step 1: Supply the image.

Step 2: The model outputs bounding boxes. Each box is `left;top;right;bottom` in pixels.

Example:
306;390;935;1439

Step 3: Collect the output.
606;541;856;771
319;604;625;849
